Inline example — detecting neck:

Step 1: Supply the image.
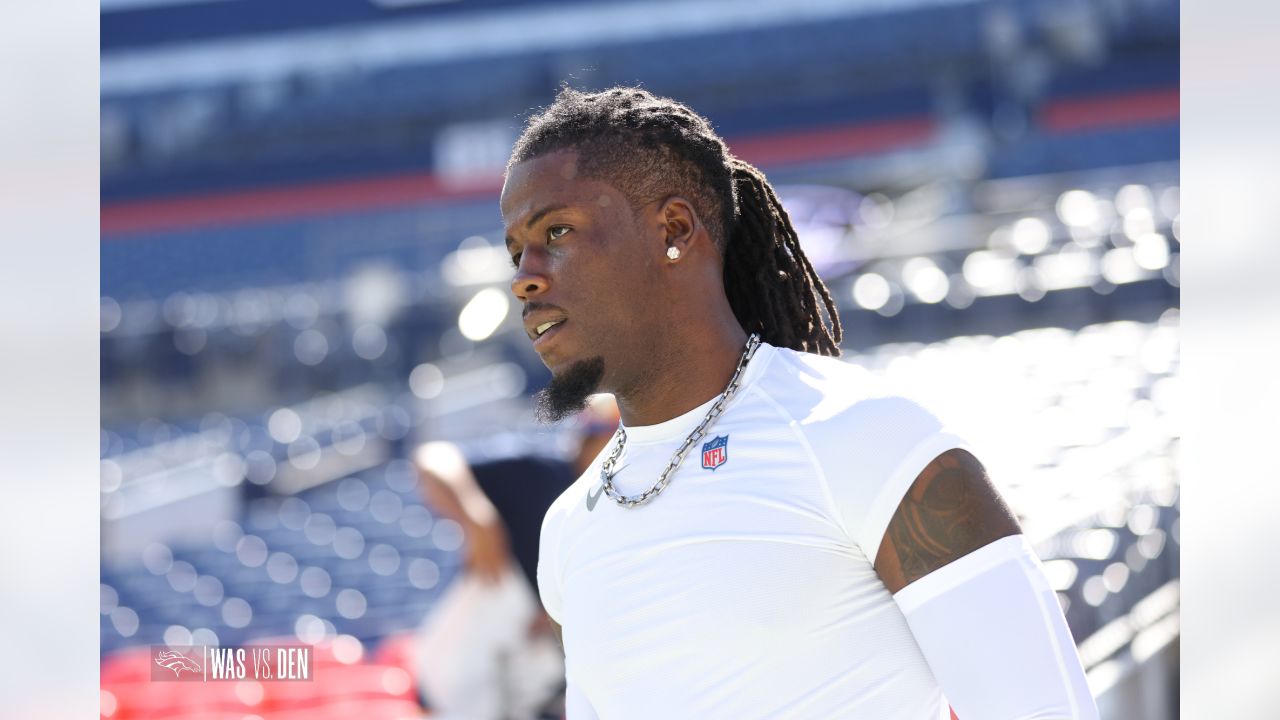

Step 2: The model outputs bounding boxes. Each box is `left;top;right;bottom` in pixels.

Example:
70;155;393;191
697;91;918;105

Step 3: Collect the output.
612;306;750;428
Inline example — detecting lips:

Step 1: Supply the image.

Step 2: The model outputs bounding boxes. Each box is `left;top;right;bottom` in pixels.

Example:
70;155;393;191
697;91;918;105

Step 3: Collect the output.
534;319;563;337
523;306;569;348
532;318;567;350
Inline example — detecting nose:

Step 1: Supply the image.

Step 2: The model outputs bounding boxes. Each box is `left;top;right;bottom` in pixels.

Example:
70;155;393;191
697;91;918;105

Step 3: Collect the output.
510;251;550;302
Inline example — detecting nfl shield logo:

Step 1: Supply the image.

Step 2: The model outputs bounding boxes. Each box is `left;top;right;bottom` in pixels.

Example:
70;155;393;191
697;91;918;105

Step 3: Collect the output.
701;435;729;471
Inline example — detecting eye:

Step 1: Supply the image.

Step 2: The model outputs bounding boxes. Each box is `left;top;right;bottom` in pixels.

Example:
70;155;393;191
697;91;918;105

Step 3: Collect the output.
511;226;570;268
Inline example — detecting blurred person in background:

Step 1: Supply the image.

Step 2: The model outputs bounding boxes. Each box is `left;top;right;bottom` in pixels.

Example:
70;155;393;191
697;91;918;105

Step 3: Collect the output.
503;87;1099;719
411;396;619;720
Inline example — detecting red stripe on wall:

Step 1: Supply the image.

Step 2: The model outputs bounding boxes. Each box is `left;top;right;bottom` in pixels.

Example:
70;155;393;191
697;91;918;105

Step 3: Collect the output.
103;88;1176;238
729;118;936;168
101;117;938;237
1041;88;1179;133
101;172;504;236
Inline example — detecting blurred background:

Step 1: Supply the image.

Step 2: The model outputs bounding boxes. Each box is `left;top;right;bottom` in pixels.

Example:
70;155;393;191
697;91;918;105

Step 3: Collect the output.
99;0;1179;718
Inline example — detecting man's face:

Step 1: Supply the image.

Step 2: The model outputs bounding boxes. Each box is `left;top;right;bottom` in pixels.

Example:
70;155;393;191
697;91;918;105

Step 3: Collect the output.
501;149;660;419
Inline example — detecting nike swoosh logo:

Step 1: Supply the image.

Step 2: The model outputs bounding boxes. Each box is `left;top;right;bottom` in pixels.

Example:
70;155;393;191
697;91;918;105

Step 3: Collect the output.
586;465;625;511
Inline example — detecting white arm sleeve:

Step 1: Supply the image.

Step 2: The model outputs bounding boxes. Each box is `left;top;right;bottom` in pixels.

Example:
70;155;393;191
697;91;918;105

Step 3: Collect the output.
565;677;600;719
893;535;1099;720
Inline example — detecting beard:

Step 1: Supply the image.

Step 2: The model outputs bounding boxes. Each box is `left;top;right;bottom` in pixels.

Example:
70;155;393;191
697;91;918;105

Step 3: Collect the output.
534;355;606;424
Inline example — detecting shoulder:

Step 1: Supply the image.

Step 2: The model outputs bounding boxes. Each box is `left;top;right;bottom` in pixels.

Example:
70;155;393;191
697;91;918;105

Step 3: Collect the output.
762;343;874;390
756;347;975;553
756;345;952;452
540;464;595;535
752;344;880;422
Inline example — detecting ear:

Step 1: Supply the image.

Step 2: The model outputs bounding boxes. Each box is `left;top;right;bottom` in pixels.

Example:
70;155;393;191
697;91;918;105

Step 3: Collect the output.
655;196;705;263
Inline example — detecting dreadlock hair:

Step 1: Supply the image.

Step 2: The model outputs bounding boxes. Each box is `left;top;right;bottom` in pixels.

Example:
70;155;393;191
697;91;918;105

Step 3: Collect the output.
509;86;842;356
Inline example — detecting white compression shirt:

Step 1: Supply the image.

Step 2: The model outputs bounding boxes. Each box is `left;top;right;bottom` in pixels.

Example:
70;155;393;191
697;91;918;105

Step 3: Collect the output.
538;341;1093;719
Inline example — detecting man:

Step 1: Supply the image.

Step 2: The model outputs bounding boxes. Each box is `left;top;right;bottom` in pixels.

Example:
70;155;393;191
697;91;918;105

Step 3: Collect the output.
502;87;1097;718
410;398;620;720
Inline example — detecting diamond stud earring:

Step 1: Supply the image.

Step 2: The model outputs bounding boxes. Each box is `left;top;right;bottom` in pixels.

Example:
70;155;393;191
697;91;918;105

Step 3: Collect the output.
666;247;681;261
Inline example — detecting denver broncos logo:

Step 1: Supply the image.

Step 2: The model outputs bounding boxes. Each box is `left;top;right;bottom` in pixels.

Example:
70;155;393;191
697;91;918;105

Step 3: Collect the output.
154;650;202;678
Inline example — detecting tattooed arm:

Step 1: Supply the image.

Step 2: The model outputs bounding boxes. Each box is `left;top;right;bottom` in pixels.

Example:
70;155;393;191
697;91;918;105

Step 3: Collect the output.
872;448;1098;718
873;448;1020;593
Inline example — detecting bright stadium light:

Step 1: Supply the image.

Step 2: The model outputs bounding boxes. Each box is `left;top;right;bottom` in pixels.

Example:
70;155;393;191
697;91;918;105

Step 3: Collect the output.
268;408;302;444
1055;190;1100;227
962;250;1019;295
1016;267;1047;302
1133;233;1171;271
1011;218;1051;255
1159;186;1180;220
1122;207;1156;242
903;257;949;304
442;236;513;287
852;273;891;310
1114;184;1154;216
458;287;510;341
1033;244;1096;290
859;193;894;229
1101;247;1145;284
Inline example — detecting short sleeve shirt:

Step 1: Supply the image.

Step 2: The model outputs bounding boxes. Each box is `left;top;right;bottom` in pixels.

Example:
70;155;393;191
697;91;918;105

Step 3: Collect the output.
537;342;968;719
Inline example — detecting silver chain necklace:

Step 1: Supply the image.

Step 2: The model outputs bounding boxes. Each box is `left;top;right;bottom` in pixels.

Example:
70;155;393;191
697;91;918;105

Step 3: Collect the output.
599;333;761;508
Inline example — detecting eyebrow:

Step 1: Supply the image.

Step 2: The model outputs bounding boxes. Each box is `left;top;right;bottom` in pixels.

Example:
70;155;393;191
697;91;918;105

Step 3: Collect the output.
504;203;569;251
